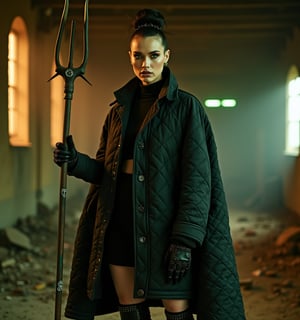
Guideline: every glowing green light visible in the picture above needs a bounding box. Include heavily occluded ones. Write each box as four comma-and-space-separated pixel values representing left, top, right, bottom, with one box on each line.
221, 99, 237, 107
205, 99, 221, 107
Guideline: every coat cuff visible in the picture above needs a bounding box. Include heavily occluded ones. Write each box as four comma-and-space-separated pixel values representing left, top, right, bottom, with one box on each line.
170, 235, 197, 249
172, 222, 206, 247
68, 152, 103, 184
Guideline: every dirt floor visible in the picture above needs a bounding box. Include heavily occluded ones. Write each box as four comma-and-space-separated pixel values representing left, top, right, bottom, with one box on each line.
0, 197, 299, 320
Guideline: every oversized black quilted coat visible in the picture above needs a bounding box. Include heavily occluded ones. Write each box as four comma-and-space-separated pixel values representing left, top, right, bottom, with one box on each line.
64, 67, 246, 320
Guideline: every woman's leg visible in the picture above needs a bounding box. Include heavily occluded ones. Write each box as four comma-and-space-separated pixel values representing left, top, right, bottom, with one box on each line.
109, 265, 142, 304
162, 300, 194, 320
109, 265, 151, 320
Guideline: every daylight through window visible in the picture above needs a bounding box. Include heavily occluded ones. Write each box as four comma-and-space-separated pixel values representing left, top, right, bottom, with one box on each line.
285, 65, 300, 156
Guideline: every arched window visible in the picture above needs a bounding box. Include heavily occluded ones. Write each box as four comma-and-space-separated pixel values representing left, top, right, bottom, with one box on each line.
8, 17, 30, 146
50, 62, 64, 146
285, 65, 300, 156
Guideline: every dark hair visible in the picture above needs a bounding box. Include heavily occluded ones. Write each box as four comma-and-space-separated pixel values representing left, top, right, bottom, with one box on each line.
130, 8, 168, 50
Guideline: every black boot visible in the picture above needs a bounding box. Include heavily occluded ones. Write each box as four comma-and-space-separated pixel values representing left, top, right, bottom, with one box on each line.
165, 308, 194, 320
119, 301, 151, 320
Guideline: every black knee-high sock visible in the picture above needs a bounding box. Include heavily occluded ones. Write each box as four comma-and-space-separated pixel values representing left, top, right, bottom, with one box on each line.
165, 308, 194, 320
119, 301, 151, 320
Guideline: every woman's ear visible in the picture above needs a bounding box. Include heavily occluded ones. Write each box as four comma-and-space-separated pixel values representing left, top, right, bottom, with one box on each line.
128, 50, 132, 64
164, 49, 170, 64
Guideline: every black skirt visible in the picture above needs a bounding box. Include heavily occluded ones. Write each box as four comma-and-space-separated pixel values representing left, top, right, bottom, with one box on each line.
104, 172, 134, 267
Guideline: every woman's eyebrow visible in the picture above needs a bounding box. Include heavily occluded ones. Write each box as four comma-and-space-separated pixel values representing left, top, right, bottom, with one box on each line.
132, 50, 160, 53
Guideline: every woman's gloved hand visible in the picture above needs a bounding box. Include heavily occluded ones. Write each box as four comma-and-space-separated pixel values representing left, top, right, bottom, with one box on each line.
53, 135, 78, 170
165, 243, 191, 284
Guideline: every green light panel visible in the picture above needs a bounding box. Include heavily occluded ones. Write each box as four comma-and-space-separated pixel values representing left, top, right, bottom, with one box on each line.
204, 99, 221, 107
204, 99, 237, 108
221, 99, 237, 107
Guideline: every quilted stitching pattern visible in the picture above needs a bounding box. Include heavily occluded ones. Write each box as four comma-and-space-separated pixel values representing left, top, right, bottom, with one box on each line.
133, 92, 245, 318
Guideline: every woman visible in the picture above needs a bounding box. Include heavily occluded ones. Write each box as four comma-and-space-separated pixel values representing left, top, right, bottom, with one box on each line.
54, 8, 245, 320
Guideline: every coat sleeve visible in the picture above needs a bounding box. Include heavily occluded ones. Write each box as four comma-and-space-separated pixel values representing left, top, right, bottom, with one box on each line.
171, 97, 212, 247
68, 114, 109, 184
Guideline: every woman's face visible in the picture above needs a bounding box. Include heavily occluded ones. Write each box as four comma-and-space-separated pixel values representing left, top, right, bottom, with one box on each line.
129, 35, 170, 86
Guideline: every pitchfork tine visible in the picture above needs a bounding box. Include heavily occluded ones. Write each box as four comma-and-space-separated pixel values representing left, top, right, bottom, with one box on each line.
79, 0, 91, 84
56, 0, 68, 70
82, 0, 89, 68
48, 0, 68, 82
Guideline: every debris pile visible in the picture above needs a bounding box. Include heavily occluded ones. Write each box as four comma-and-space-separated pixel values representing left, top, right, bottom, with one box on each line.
0, 203, 299, 319
0, 203, 78, 303
240, 223, 300, 310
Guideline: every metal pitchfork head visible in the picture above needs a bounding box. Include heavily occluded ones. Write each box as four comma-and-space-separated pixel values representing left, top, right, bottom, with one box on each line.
49, 0, 91, 100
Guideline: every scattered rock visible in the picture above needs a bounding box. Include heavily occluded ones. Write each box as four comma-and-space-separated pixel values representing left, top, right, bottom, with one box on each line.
265, 269, 278, 277
0, 228, 32, 250
276, 226, 300, 246
245, 229, 257, 237
0, 200, 78, 304
33, 282, 46, 291
240, 278, 253, 289
1, 258, 16, 269
252, 269, 263, 277
281, 279, 294, 288
290, 257, 300, 267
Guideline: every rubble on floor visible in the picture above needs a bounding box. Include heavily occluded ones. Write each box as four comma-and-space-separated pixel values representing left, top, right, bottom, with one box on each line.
236, 213, 300, 314
0, 205, 299, 319
0, 203, 77, 304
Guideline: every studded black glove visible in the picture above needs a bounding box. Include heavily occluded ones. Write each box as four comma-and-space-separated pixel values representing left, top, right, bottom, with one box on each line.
165, 243, 191, 284
53, 135, 78, 170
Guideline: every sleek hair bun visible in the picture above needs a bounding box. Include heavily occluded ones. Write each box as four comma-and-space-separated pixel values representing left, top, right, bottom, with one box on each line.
130, 8, 169, 50
133, 8, 166, 31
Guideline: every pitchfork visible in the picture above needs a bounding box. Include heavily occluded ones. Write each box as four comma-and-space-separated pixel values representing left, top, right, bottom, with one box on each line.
49, 0, 90, 319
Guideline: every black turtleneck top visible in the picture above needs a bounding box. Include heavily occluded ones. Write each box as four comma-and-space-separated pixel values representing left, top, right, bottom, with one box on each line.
122, 79, 163, 160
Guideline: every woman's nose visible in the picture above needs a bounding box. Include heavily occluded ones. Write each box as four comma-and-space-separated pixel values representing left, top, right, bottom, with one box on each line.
142, 56, 150, 67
